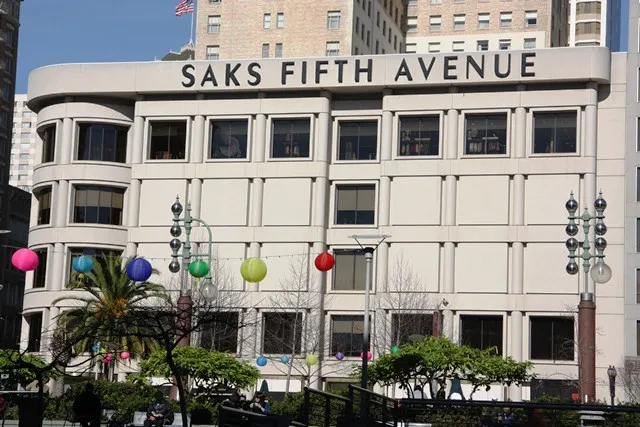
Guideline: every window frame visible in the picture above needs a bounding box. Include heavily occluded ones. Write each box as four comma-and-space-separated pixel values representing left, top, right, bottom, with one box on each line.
529, 108, 581, 157
67, 246, 123, 287
199, 311, 240, 354
477, 13, 490, 29
71, 184, 126, 227
459, 313, 505, 356
145, 118, 190, 163
38, 123, 57, 164
499, 11, 512, 28
329, 313, 366, 357
332, 182, 378, 228
34, 185, 52, 226
267, 114, 314, 161
390, 312, 434, 346
529, 315, 576, 362
460, 110, 511, 157
31, 247, 48, 289
206, 45, 220, 60
333, 117, 381, 163
207, 15, 221, 33
330, 248, 370, 292
74, 120, 129, 163
27, 312, 43, 352
394, 112, 444, 159
205, 115, 252, 162
262, 311, 304, 355
327, 11, 341, 29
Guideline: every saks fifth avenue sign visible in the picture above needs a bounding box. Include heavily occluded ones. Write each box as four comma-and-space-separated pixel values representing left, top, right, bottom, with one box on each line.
180, 52, 537, 89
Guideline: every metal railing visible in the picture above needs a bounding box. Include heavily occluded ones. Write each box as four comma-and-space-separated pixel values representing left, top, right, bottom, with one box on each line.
302, 387, 351, 427
348, 385, 398, 427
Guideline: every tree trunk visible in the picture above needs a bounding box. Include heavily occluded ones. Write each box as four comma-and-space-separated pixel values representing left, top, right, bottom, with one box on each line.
168, 353, 189, 427
284, 311, 301, 395
36, 372, 44, 427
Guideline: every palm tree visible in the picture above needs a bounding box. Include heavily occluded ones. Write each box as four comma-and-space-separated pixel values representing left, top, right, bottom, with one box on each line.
54, 255, 166, 360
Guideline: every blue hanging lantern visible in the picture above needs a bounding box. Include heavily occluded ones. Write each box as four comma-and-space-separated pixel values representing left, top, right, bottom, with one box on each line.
280, 356, 290, 364
256, 356, 268, 367
72, 256, 94, 274
91, 344, 101, 353
126, 258, 153, 282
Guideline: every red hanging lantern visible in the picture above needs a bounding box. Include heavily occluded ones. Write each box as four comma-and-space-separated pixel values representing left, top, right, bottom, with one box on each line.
315, 252, 335, 272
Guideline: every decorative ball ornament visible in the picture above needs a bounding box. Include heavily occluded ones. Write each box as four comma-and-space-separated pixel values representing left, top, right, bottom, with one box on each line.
72, 256, 94, 274
360, 351, 373, 361
335, 352, 345, 360
256, 356, 268, 367
11, 248, 39, 272
91, 344, 101, 353
120, 351, 130, 360
101, 358, 110, 364
314, 252, 335, 272
188, 260, 210, 278
305, 354, 318, 366
126, 258, 153, 282
240, 258, 267, 283
391, 346, 400, 355
280, 356, 290, 364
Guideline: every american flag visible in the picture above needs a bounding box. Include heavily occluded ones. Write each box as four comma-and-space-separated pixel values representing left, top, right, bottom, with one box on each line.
175, 0, 194, 16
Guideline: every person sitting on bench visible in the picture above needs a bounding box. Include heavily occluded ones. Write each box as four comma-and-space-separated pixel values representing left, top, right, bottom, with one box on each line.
144, 391, 174, 427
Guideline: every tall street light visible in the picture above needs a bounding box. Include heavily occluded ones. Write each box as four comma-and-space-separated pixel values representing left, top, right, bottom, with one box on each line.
565, 191, 612, 403
349, 234, 390, 423
607, 365, 617, 406
169, 196, 216, 347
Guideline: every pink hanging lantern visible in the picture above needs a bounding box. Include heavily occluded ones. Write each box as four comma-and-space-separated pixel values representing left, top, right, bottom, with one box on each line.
360, 351, 373, 361
120, 351, 130, 360
11, 248, 39, 272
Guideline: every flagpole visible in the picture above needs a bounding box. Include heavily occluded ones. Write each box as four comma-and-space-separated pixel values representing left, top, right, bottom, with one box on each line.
189, 0, 195, 45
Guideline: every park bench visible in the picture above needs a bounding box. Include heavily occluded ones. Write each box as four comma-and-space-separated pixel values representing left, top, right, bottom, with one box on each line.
130, 411, 191, 427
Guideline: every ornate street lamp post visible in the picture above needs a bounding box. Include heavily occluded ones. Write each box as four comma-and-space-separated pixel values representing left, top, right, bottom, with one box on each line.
169, 196, 216, 347
607, 365, 617, 406
565, 191, 612, 403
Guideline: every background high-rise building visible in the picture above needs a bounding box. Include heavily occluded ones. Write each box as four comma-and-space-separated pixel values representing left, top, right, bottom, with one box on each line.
195, 0, 407, 59
568, 0, 617, 48
10, 94, 36, 192
404, 0, 569, 53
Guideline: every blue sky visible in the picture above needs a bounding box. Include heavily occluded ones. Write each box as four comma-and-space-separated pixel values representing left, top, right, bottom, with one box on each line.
16, 0, 194, 93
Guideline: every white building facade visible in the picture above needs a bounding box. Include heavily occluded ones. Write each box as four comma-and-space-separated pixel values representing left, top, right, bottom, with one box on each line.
22, 48, 627, 401
10, 94, 36, 192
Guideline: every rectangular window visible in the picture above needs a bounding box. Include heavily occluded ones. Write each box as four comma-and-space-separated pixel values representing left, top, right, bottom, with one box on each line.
39, 124, 56, 163
638, 321, 640, 356
465, 113, 508, 155
271, 119, 311, 158
209, 120, 248, 159
20, 132, 30, 138
478, 13, 489, 29
277, 12, 284, 28
383, 21, 386, 36
525, 11, 537, 27
429, 15, 441, 31
407, 16, 417, 32
77, 123, 128, 163
68, 248, 123, 285
356, 17, 360, 33
23, 122, 31, 128
399, 116, 440, 156
338, 121, 377, 160
148, 121, 187, 160
326, 41, 340, 56
73, 185, 125, 226
19, 143, 29, 149
533, 112, 577, 154
262, 43, 270, 58
500, 12, 512, 28
263, 13, 271, 29
391, 313, 433, 346
499, 39, 511, 50
637, 118, 640, 151
405, 43, 417, 53
207, 15, 221, 33
428, 42, 440, 53
206, 45, 220, 60
637, 218, 640, 251
636, 269, 640, 303
27, 312, 43, 352
263, 312, 303, 354
335, 184, 375, 225
200, 312, 239, 353
454, 14, 465, 30
530, 379, 578, 402
477, 40, 489, 51
19, 153, 28, 159
452, 41, 465, 52
460, 315, 503, 355
328, 11, 341, 29
530, 316, 574, 361
331, 315, 364, 357
32, 248, 47, 289
35, 186, 52, 225
275, 43, 283, 58
524, 38, 536, 49
333, 249, 366, 290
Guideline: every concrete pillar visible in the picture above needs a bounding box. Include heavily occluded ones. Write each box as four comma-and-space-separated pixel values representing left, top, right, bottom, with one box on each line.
443, 242, 455, 293
316, 92, 331, 162
446, 109, 459, 159
444, 176, 457, 226
313, 177, 328, 227
511, 243, 524, 294
127, 179, 141, 228
381, 89, 393, 161
514, 106, 526, 159
55, 180, 69, 227
125, 242, 137, 258
376, 242, 389, 292
442, 309, 454, 340
132, 116, 145, 164
192, 115, 206, 163
43, 243, 55, 290
60, 117, 73, 165
51, 242, 65, 291
190, 178, 203, 220
52, 119, 63, 164
378, 177, 391, 226
248, 243, 261, 292
254, 93, 267, 162
250, 178, 264, 227
509, 311, 524, 401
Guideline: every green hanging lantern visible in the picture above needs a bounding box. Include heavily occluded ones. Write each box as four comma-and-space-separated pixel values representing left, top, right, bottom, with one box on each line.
188, 260, 210, 278
391, 346, 400, 354
240, 258, 267, 283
